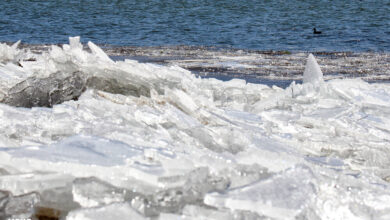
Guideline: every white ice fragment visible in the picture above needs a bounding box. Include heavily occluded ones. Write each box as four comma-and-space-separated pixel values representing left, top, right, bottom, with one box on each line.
158, 213, 187, 220
0, 41, 21, 63
7, 136, 143, 166
60, 36, 89, 63
4, 192, 40, 219
218, 164, 270, 189
50, 45, 68, 63
165, 88, 198, 115
72, 177, 127, 208
204, 166, 316, 219
87, 41, 113, 63
236, 137, 302, 172
303, 54, 323, 84
66, 202, 147, 220
181, 205, 233, 220
69, 36, 83, 50
38, 184, 80, 215
0, 172, 73, 196
11, 40, 21, 50
181, 205, 262, 220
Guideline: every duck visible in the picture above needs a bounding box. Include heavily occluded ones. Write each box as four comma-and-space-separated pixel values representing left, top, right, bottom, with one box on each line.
313, 28, 322, 34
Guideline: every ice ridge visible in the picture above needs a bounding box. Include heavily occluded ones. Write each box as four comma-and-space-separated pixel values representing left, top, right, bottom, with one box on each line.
1, 37, 390, 219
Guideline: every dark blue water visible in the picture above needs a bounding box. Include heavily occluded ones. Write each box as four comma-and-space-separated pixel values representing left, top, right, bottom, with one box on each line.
1, 0, 389, 52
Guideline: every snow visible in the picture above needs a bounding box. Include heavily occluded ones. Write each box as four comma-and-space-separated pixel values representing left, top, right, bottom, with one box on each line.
0, 37, 390, 219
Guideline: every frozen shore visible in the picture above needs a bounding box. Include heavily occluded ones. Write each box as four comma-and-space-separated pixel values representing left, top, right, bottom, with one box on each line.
1, 38, 390, 219
15, 42, 390, 85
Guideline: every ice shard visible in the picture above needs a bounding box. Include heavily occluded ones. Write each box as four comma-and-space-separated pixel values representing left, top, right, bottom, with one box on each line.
66, 202, 147, 220
204, 166, 317, 219
303, 54, 323, 84
72, 177, 127, 208
2, 71, 86, 108
3, 192, 40, 219
0, 41, 21, 63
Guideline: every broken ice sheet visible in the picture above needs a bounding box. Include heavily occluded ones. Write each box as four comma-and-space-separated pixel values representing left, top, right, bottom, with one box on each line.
0, 168, 9, 175
3, 192, 40, 219
303, 54, 324, 85
0, 172, 73, 196
217, 163, 270, 189
127, 167, 229, 217
36, 184, 80, 219
72, 177, 128, 208
0, 173, 77, 219
1, 39, 390, 219
0, 190, 9, 211
204, 166, 316, 219
0, 41, 22, 64
177, 205, 265, 220
5, 135, 143, 167
66, 202, 147, 220
235, 137, 303, 173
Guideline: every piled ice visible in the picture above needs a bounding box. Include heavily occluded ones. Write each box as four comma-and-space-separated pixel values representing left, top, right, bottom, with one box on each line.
1, 37, 390, 219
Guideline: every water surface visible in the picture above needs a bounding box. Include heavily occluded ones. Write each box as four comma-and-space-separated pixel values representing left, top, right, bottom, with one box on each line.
1, 0, 389, 51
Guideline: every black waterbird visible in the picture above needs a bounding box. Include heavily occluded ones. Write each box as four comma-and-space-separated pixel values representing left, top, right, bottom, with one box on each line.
313, 28, 322, 34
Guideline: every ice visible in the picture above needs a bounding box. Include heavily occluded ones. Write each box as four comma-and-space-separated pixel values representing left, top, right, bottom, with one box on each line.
181, 205, 264, 220
88, 41, 114, 63
234, 137, 303, 173
72, 177, 128, 208
0, 37, 390, 218
66, 202, 147, 220
0, 172, 73, 196
303, 54, 323, 85
311, 167, 390, 220
159, 205, 265, 220
205, 166, 316, 219
2, 192, 40, 219
0, 168, 9, 176
217, 163, 270, 189
127, 167, 229, 216
0, 190, 9, 210
0, 41, 21, 63
6, 135, 144, 167
35, 184, 80, 219
3, 71, 86, 107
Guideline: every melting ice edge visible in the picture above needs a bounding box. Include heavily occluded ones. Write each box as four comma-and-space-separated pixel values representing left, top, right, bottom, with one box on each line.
1, 37, 390, 219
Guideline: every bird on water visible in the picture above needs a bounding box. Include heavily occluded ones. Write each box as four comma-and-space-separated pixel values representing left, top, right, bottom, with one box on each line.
313, 28, 322, 34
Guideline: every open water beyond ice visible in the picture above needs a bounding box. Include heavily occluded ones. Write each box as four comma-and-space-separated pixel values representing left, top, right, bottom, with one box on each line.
1, 38, 390, 219
1, 0, 390, 52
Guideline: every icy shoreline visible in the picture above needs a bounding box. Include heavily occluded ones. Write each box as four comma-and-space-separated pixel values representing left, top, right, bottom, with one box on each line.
8, 42, 390, 85
1, 38, 390, 219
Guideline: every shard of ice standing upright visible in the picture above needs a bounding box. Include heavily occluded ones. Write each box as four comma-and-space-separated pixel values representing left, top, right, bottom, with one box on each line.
303, 54, 323, 84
